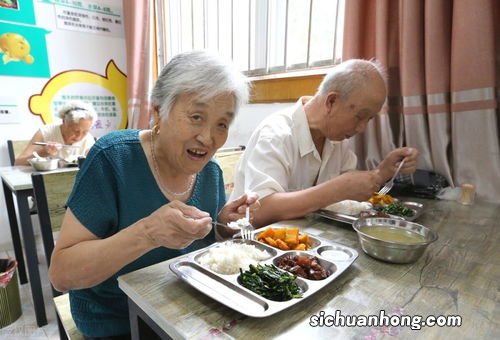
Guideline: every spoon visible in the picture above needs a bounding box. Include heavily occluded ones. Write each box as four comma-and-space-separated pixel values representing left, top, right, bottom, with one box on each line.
32, 151, 45, 160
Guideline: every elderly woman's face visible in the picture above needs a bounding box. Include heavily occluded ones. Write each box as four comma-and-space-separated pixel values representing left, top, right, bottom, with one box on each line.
159, 92, 235, 174
61, 118, 93, 144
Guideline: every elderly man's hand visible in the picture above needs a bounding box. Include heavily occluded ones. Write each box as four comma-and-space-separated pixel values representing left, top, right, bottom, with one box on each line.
218, 192, 260, 225
334, 170, 383, 202
378, 147, 419, 182
143, 201, 213, 249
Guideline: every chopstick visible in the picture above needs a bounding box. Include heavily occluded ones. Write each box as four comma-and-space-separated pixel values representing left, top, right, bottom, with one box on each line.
33, 142, 79, 148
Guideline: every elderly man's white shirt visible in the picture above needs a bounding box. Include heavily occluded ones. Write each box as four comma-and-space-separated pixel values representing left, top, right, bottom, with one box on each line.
230, 98, 357, 200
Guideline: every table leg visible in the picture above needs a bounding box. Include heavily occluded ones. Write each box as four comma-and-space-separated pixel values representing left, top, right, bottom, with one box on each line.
128, 298, 168, 340
2, 179, 28, 283
16, 189, 48, 327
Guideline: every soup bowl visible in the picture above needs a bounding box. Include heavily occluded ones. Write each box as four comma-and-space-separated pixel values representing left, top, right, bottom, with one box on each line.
28, 157, 59, 171
352, 218, 438, 264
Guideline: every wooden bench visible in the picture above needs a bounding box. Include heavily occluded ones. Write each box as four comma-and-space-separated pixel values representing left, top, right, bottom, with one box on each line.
54, 294, 84, 340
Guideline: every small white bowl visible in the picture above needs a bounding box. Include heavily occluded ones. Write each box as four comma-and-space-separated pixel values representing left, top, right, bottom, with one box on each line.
28, 158, 59, 171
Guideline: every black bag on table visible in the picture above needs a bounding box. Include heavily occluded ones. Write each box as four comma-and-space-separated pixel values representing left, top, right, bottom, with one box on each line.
389, 169, 449, 199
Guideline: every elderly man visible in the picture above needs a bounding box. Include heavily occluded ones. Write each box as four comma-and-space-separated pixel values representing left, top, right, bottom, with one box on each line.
231, 59, 419, 227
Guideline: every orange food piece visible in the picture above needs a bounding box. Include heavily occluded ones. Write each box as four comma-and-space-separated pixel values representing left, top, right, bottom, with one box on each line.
258, 227, 274, 240
368, 193, 395, 205
264, 237, 278, 247
294, 243, 307, 250
284, 228, 299, 246
298, 233, 309, 245
273, 228, 286, 240
257, 226, 312, 250
275, 239, 290, 250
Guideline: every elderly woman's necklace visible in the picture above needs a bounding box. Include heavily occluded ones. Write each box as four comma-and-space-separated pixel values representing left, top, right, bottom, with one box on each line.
150, 130, 196, 198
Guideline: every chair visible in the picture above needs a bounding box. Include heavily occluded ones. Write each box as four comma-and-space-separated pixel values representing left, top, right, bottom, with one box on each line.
8, 140, 38, 215
54, 294, 84, 340
7, 139, 30, 166
31, 170, 82, 340
214, 146, 245, 199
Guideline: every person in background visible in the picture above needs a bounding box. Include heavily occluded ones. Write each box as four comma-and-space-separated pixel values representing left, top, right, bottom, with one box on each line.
230, 59, 419, 228
49, 50, 257, 340
15, 100, 97, 165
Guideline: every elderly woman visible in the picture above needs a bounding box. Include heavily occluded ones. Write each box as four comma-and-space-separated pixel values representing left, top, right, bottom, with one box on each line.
15, 100, 97, 165
49, 50, 256, 339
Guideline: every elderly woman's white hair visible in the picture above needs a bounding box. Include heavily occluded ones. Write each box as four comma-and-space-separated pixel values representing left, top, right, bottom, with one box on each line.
317, 59, 387, 100
58, 100, 97, 123
150, 50, 249, 121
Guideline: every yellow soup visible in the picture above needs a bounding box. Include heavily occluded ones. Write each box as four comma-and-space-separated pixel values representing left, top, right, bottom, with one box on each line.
361, 226, 426, 244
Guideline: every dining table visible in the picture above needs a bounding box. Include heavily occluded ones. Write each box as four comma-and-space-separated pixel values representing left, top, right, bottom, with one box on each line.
118, 197, 499, 339
0, 165, 78, 327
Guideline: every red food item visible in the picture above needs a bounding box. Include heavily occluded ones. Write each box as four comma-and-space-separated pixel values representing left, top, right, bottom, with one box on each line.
276, 255, 330, 280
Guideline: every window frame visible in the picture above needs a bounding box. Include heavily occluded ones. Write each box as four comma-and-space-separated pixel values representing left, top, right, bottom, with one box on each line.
154, 0, 343, 104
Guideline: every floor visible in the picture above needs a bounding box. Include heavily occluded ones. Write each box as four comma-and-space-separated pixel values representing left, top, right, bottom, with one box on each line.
0, 226, 59, 339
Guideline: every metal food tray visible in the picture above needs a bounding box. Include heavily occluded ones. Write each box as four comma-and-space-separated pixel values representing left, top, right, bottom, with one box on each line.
315, 201, 425, 225
170, 230, 358, 318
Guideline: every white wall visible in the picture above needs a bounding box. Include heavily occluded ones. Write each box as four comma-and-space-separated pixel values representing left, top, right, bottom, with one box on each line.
0, 102, 291, 250
224, 103, 291, 147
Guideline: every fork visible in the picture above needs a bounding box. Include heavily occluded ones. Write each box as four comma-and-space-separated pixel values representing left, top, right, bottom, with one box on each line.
377, 159, 406, 195
241, 206, 255, 240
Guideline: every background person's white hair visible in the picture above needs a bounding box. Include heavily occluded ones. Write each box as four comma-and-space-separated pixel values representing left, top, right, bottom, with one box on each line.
150, 50, 249, 123
317, 59, 387, 99
58, 100, 97, 123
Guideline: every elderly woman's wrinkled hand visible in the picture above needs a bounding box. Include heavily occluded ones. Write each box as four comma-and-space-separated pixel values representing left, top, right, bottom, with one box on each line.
217, 192, 260, 225
143, 200, 213, 249
45, 142, 62, 156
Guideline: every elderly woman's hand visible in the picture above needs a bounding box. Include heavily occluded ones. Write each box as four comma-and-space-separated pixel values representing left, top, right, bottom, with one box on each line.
143, 200, 213, 249
218, 192, 260, 225
44, 142, 62, 156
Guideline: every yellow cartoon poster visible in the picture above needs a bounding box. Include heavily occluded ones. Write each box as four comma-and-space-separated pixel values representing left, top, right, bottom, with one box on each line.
0, 0, 127, 136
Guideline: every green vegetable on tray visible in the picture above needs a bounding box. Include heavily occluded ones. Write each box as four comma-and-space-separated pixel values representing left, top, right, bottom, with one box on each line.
380, 203, 415, 217
239, 264, 303, 301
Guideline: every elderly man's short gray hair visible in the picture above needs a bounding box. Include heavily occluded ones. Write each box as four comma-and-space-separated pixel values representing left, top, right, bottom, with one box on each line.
318, 59, 387, 99
151, 50, 249, 121
58, 100, 97, 123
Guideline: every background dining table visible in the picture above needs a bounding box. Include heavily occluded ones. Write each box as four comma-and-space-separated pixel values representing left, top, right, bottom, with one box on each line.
118, 198, 499, 339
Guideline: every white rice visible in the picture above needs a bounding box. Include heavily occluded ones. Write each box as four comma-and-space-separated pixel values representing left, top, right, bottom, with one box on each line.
227, 217, 250, 229
324, 200, 372, 215
198, 242, 271, 274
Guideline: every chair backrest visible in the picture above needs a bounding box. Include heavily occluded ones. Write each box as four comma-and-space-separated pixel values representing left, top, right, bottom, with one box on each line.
7, 140, 30, 166
32, 170, 80, 340
31, 170, 78, 272
214, 148, 245, 199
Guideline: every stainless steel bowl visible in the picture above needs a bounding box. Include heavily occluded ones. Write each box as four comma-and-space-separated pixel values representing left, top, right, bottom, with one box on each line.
352, 218, 438, 264
28, 158, 59, 171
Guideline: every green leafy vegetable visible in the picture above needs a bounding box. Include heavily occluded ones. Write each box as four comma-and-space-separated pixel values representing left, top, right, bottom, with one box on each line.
239, 264, 303, 301
381, 203, 415, 217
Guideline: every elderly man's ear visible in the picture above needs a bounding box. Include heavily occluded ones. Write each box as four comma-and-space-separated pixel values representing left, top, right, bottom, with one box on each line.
325, 92, 338, 111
